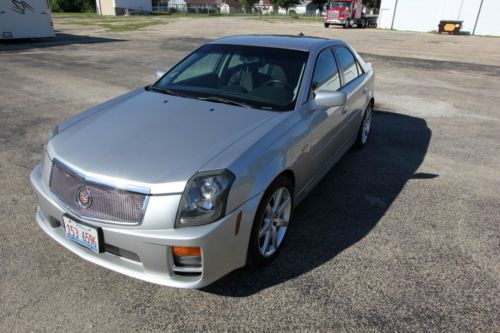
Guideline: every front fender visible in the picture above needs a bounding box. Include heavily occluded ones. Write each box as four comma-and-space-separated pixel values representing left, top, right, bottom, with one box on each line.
224, 112, 310, 214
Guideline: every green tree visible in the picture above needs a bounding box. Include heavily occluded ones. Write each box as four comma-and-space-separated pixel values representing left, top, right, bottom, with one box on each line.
270, 0, 300, 12
50, 0, 96, 13
310, 0, 328, 10
239, 0, 256, 13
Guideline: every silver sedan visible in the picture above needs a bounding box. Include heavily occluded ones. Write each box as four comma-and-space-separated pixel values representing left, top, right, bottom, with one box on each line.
31, 35, 375, 288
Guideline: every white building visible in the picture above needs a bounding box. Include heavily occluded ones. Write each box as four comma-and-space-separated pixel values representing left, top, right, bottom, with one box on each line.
256, 0, 314, 15
378, 0, 500, 36
96, 0, 152, 15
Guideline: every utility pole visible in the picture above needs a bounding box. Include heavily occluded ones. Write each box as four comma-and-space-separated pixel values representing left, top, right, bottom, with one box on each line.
472, 0, 484, 35
390, 0, 398, 30
457, 0, 464, 20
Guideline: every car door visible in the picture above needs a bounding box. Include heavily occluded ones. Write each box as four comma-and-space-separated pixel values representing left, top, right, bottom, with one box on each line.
306, 47, 347, 175
334, 46, 367, 144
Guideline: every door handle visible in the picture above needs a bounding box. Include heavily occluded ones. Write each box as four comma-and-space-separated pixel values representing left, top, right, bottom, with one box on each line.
341, 106, 348, 114
363, 87, 369, 94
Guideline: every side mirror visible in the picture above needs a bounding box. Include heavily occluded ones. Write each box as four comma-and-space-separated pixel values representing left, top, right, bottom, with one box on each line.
314, 90, 346, 108
155, 69, 166, 80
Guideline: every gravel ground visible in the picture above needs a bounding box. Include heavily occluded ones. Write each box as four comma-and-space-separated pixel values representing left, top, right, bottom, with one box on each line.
0, 16, 499, 332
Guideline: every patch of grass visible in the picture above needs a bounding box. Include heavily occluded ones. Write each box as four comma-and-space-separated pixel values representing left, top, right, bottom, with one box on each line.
101, 21, 164, 31
52, 12, 100, 18
52, 12, 325, 31
251, 15, 323, 23
55, 15, 168, 31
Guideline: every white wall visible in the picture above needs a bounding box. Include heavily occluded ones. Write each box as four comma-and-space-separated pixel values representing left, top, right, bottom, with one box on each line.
377, 0, 499, 36
0, 0, 55, 38
395, 0, 440, 32
377, 0, 396, 29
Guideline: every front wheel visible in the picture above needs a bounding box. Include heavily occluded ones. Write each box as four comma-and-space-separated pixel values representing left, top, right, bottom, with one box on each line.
247, 176, 294, 267
324, 23, 330, 28
355, 102, 373, 149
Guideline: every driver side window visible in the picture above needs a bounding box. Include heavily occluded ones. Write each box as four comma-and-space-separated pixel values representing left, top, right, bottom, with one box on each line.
311, 49, 341, 95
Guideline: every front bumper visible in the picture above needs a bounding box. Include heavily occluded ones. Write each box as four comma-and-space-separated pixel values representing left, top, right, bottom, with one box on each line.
325, 19, 345, 25
30, 163, 260, 289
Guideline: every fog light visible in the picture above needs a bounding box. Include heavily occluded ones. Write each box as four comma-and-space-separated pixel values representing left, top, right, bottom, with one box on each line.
172, 246, 201, 268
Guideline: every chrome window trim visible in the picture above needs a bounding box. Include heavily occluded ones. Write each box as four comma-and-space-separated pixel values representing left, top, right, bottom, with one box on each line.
49, 159, 150, 226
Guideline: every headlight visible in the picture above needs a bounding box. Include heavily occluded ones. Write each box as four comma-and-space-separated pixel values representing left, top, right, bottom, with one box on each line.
175, 170, 235, 228
47, 125, 59, 141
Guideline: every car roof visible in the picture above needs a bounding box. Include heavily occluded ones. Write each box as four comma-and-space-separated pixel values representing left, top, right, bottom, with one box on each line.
209, 35, 344, 51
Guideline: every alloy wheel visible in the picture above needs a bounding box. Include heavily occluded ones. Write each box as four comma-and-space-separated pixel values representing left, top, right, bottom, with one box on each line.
257, 187, 292, 257
361, 104, 372, 144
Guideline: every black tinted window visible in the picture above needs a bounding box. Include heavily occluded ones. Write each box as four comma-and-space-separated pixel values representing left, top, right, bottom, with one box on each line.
335, 47, 360, 85
311, 49, 340, 92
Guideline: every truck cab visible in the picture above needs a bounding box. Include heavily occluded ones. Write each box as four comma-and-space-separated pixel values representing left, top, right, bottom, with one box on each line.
324, 0, 366, 29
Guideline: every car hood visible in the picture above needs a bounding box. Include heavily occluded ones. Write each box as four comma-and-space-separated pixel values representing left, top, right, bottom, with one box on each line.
48, 89, 277, 194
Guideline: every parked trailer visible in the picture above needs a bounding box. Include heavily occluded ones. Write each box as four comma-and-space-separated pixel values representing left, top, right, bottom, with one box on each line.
324, 0, 377, 28
0, 0, 55, 39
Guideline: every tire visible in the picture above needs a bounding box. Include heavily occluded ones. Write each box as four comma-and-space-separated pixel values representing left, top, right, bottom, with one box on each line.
324, 23, 330, 28
355, 102, 373, 149
247, 176, 294, 267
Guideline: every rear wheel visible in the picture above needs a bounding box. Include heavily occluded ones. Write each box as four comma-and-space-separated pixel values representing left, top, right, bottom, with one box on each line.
355, 102, 373, 149
324, 23, 330, 28
247, 176, 294, 267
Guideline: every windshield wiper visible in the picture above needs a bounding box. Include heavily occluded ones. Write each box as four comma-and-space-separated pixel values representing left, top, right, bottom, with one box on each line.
196, 96, 253, 109
148, 86, 191, 98
148, 88, 256, 109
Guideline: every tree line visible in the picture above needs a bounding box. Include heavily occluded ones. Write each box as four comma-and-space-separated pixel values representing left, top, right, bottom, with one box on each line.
49, 0, 96, 12
49, 0, 379, 13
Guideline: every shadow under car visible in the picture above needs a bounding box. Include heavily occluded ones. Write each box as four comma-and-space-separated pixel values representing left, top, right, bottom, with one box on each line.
203, 109, 433, 297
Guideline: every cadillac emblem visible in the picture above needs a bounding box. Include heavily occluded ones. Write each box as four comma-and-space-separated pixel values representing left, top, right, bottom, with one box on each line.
76, 187, 92, 208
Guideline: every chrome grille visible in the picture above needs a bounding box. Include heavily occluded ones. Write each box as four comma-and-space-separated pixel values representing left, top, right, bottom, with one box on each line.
49, 162, 148, 224
328, 11, 339, 19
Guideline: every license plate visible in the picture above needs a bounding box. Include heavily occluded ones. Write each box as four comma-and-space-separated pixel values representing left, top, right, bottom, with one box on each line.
63, 216, 101, 253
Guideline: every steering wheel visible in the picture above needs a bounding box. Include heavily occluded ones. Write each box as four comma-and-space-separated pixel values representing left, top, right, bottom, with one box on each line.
262, 79, 293, 91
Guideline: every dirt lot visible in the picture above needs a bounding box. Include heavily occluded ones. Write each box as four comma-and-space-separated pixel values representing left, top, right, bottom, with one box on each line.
1, 16, 499, 331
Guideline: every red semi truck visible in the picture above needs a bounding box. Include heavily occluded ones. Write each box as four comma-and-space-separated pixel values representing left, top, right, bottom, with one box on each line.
324, 0, 377, 29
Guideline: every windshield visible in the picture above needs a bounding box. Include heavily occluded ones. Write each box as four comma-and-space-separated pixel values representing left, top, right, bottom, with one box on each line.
153, 44, 309, 111
331, 1, 352, 8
